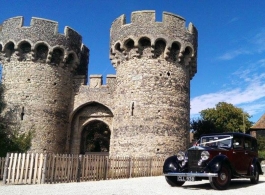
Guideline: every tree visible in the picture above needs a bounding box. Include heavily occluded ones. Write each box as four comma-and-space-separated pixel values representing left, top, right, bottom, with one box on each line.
0, 84, 33, 157
257, 135, 265, 151
83, 120, 110, 153
190, 119, 216, 139
191, 102, 253, 139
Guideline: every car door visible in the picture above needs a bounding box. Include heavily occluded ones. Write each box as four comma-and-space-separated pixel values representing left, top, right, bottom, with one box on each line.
231, 135, 249, 174
244, 136, 256, 174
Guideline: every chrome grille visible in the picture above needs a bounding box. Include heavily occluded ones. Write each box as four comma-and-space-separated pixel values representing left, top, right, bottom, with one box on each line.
188, 150, 204, 172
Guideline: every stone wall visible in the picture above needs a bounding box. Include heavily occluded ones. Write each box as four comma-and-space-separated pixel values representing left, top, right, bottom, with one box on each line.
2, 60, 73, 153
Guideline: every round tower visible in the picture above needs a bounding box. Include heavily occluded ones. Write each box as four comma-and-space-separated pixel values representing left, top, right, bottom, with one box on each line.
0, 16, 88, 153
109, 11, 198, 157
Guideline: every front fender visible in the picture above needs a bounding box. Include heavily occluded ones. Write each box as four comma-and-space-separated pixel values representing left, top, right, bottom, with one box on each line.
205, 154, 230, 173
163, 155, 187, 173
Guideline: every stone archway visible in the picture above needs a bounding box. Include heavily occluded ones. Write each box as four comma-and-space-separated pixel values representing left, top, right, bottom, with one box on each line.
80, 120, 111, 154
68, 102, 113, 154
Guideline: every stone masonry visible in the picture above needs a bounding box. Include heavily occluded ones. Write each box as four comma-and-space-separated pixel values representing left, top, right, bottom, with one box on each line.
0, 11, 197, 157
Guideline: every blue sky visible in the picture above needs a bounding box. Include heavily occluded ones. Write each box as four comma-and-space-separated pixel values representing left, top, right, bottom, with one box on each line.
1, 0, 265, 123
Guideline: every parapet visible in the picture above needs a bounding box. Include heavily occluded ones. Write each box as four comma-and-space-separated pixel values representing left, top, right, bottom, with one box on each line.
0, 16, 82, 49
89, 75, 103, 88
110, 11, 198, 78
88, 74, 116, 89
0, 16, 88, 76
106, 74, 116, 85
110, 11, 197, 45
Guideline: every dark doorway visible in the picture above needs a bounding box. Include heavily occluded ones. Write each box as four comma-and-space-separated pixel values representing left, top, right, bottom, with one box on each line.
80, 120, 111, 154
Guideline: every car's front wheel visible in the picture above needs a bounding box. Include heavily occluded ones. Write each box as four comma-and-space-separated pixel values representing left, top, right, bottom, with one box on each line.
209, 164, 231, 190
250, 164, 259, 184
165, 176, 185, 187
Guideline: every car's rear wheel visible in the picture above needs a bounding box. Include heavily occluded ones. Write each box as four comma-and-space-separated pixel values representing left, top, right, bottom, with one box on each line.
250, 164, 259, 184
209, 164, 231, 190
165, 176, 185, 187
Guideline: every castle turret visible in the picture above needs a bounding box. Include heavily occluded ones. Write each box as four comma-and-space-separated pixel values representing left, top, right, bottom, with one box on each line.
109, 11, 198, 157
0, 16, 89, 153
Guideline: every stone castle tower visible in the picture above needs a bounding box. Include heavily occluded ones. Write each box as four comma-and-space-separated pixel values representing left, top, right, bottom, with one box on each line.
0, 11, 197, 157
109, 11, 197, 156
0, 17, 88, 153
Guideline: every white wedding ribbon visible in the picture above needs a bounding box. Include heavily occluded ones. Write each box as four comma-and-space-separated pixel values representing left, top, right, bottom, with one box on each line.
199, 136, 233, 146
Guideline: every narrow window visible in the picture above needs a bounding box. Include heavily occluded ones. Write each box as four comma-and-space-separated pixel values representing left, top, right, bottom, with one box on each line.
21, 106, 24, 120
131, 102, 135, 116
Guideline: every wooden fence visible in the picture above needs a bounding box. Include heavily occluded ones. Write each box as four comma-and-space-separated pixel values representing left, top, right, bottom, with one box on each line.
1, 153, 166, 185
0, 157, 5, 180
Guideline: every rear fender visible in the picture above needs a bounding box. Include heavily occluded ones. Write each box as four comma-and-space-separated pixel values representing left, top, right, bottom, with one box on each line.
249, 157, 263, 175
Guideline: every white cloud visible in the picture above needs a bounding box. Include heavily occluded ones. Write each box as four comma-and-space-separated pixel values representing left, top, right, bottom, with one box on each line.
218, 49, 251, 60
191, 88, 242, 115
226, 17, 239, 25
240, 102, 265, 116
251, 29, 265, 52
191, 63, 265, 120
217, 28, 265, 60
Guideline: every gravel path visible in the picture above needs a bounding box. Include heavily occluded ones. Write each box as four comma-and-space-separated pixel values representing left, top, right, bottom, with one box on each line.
1, 176, 265, 195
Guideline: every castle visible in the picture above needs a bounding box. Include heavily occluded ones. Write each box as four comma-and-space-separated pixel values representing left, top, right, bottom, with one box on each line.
0, 11, 198, 157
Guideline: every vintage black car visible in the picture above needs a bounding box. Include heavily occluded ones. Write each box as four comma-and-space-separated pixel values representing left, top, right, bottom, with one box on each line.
163, 132, 263, 190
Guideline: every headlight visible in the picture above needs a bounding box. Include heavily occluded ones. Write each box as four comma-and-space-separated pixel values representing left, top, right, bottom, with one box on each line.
201, 151, 210, 160
177, 151, 185, 161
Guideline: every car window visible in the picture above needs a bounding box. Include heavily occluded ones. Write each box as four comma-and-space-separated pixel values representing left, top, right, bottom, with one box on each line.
233, 136, 244, 149
200, 135, 232, 148
244, 137, 252, 150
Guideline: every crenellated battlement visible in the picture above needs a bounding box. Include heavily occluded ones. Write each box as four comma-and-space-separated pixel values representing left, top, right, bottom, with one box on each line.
111, 11, 197, 39
88, 74, 116, 88
110, 11, 198, 78
0, 16, 88, 75
0, 16, 82, 47
111, 11, 191, 32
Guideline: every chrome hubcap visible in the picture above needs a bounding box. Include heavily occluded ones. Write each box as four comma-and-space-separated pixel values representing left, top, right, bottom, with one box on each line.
220, 173, 227, 180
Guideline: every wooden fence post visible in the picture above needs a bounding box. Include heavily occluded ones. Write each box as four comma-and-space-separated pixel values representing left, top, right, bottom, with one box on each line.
2, 153, 10, 184
149, 158, 152, 176
77, 155, 82, 182
104, 156, 109, 180
129, 157, 132, 178
41, 153, 47, 184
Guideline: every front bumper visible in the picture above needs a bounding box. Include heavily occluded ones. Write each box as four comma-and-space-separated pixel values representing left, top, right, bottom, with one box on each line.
164, 172, 218, 178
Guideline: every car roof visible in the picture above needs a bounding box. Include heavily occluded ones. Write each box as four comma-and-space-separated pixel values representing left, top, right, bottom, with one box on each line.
200, 132, 256, 140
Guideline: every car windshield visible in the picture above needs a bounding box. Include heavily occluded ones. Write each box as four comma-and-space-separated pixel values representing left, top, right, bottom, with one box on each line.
200, 135, 232, 148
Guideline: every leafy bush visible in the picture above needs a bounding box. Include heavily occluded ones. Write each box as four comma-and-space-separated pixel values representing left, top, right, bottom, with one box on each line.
0, 127, 34, 157
259, 150, 265, 163
257, 135, 265, 151
0, 83, 34, 157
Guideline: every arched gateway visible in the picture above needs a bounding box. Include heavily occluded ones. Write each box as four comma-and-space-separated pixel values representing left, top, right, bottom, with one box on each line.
68, 102, 113, 154
80, 120, 111, 154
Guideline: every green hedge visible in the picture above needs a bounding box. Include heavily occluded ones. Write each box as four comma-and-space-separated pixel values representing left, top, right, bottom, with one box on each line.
259, 150, 265, 163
